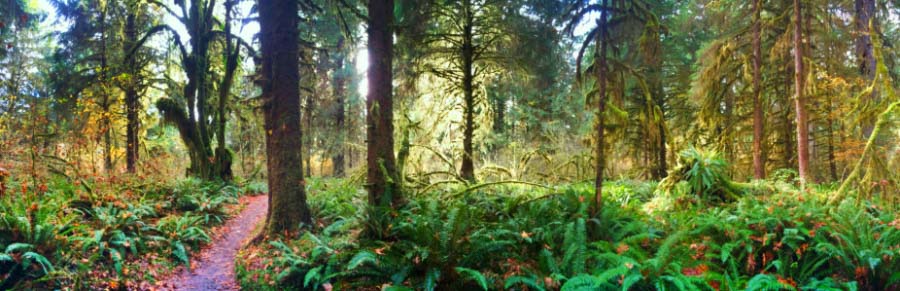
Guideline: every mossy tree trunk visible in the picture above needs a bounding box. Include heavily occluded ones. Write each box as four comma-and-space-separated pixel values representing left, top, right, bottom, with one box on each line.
124, 10, 140, 174
459, 0, 477, 183
593, 0, 609, 214
258, 0, 312, 235
214, 0, 239, 182
144, 0, 236, 181
332, 36, 346, 177
752, 0, 766, 180
855, 0, 878, 137
366, 0, 403, 217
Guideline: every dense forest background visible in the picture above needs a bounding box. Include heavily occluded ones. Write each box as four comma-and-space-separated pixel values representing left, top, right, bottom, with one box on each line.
2, 0, 898, 191
1, 0, 899, 290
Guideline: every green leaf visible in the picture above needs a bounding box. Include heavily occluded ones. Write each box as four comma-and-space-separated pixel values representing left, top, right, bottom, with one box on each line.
867, 257, 881, 270
424, 268, 440, 291
94, 229, 105, 254
455, 267, 488, 290
621, 273, 642, 291
173, 241, 190, 267
22, 252, 53, 273
109, 248, 123, 275
347, 251, 377, 270
505, 276, 546, 291
562, 274, 601, 291
304, 266, 322, 288
4, 243, 34, 253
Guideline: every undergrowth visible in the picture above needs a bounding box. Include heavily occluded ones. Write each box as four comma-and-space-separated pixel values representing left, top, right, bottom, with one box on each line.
0, 175, 258, 289
237, 175, 900, 291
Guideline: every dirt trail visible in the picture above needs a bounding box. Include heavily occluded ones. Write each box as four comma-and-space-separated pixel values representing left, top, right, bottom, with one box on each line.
163, 194, 268, 290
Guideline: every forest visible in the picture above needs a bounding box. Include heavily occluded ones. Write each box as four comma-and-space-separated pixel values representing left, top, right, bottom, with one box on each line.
0, 0, 899, 290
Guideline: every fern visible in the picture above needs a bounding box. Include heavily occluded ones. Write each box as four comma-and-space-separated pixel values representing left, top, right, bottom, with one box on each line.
801, 277, 857, 291
504, 275, 546, 291
561, 274, 601, 291
455, 267, 489, 290
154, 214, 211, 267
746, 274, 794, 291
561, 218, 587, 275
0, 243, 54, 289
423, 268, 440, 291
347, 250, 378, 270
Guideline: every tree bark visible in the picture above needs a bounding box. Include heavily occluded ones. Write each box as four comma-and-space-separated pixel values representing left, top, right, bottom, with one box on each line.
304, 74, 314, 178
155, 0, 218, 180
99, 3, 113, 173
367, 0, 402, 209
491, 91, 506, 134
793, 0, 810, 184
645, 33, 667, 180
855, 0, 878, 137
752, 0, 766, 179
459, 0, 477, 183
332, 36, 346, 177
782, 69, 794, 169
259, 0, 312, 235
594, 0, 609, 213
215, 0, 238, 182
825, 10, 840, 182
125, 11, 140, 174
827, 102, 839, 182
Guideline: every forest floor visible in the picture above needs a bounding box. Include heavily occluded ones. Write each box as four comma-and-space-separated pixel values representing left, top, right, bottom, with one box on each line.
162, 194, 268, 290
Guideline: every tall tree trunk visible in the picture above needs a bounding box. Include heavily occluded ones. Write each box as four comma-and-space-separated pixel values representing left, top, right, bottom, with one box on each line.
594, 0, 609, 214
782, 70, 794, 169
724, 87, 734, 173
825, 10, 839, 182
650, 72, 666, 179
304, 83, 314, 177
793, 0, 810, 184
855, 0, 877, 137
367, 0, 402, 209
259, 0, 311, 235
193, 2, 211, 166
125, 12, 140, 174
332, 37, 346, 177
752, 0, 766, 179
99, 3, 113, 173
655, 119, 667, 178
145, 2, 217, 179
491, 91, 506, 134
827, 100, 839, 181
182, 0, 215, 179
348, 87, 356, 171
646, 41, 666, 179
215, 0, 238, 182
459, 0, 476, 182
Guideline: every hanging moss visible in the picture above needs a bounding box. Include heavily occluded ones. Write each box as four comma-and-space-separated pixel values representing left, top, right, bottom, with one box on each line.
156, 98, 213, 179
832, 21, 900, 203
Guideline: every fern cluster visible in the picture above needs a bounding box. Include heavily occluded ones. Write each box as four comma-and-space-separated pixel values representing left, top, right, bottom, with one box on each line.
0, 175, 255, 289
240, 176, 900, 291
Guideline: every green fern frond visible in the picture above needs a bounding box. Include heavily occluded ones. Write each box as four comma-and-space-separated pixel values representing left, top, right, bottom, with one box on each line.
455, 267, 489, 290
